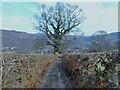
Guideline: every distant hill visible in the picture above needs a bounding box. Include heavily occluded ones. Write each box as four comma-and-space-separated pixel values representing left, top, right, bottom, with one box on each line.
1, 29, 120, 53
67, 32, 120, 51
2, 30, 47, 53
108, 32, 120, 43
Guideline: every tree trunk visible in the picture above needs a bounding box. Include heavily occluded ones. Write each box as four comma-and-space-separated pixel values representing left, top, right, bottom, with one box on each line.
53, 31, 63, 54
53, 37, 63, 54
54, 43, 62, 54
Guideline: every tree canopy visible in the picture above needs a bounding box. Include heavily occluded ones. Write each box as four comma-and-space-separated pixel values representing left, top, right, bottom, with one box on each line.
33, 2, 86, 54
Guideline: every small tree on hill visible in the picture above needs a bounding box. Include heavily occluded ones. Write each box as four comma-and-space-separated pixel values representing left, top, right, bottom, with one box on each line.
90, 30, 110, 52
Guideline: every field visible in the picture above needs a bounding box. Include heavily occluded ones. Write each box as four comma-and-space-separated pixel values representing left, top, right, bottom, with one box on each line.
1, 51, 120, 88
2, 53, 56, 88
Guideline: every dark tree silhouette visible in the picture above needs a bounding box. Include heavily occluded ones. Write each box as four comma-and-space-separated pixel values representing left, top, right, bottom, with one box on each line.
90, 30, 110, 52
33, 2, 86, 54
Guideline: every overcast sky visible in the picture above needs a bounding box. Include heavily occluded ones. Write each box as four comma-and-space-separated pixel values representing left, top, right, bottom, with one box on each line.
0, 0, 119, 35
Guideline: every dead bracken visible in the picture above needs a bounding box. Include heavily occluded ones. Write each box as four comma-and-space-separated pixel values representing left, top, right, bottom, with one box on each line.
61, 51, 120, 88
2, 53, 56, 88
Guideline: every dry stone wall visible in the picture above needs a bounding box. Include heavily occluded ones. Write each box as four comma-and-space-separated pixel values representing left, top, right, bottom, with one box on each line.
62, 51, 120, 88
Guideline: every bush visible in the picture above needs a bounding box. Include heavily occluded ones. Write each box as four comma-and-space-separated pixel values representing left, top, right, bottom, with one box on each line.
62, 51, 120, 88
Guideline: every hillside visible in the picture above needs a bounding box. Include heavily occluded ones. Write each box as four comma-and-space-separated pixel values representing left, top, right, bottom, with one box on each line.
1, 29, 120, 53
2, 30, 47, 53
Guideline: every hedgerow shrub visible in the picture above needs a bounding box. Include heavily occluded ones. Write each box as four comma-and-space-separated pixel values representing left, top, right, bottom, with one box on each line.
62, 51, 120, 88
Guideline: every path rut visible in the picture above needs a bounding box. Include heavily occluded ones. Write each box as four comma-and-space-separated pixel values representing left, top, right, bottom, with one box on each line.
40, 60, 72, 88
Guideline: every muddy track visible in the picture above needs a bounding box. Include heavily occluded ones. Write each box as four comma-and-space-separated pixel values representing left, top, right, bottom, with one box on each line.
39, 59, 72, 88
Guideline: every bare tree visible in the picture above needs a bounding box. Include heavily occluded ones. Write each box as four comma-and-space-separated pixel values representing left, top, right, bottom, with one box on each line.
90, 30, 110, 52
33, 2, 86, 54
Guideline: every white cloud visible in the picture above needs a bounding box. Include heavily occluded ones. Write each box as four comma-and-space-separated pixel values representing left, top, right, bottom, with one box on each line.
1, 15, 37, 33
0, 2, 118, 35
76, 2, 118, 35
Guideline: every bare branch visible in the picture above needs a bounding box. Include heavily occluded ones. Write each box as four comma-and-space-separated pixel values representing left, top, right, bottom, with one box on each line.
33, 2, 86, 53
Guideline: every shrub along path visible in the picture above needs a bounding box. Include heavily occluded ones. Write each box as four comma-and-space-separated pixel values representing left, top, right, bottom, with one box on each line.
39, 59, 72, 88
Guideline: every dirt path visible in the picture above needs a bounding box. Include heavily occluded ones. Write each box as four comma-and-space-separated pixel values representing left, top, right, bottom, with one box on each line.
39, 59, 72, 88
